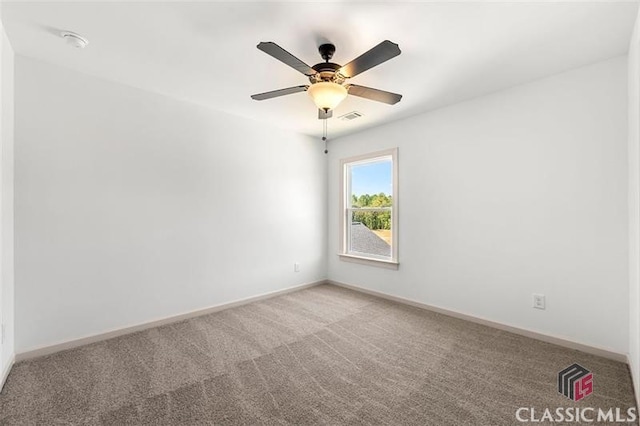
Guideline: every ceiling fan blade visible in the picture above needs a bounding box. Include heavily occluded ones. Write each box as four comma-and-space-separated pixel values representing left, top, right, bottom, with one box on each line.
339, 40, 401, 78
318, 109, 333, 120
347, 85, 402, 105
251, 85, 309, 101
257, 42, 317, 76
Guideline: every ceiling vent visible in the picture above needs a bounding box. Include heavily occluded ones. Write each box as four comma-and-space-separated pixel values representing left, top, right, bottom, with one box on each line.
339, 111, 364, 121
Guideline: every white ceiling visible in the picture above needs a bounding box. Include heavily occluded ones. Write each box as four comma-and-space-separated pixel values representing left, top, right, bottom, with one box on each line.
2, 1, 638, 139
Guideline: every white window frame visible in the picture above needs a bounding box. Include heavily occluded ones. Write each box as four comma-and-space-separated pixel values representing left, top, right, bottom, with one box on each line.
339, 148, 398, 269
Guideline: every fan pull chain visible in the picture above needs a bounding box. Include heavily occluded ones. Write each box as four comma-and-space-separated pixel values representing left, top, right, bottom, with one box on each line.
322, 118, 328, 154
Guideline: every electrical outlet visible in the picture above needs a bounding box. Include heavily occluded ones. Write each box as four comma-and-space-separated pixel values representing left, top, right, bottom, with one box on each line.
294, 263, 300, 273
533, 294, 546, 310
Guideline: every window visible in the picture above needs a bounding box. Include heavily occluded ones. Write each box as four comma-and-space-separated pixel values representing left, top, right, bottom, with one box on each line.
340, 148, 398, 268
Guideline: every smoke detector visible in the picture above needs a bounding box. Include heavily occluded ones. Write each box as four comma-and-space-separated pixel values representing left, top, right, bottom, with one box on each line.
61, 31, 88, 49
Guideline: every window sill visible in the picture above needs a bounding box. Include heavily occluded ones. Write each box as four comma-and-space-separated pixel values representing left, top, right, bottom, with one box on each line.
338, 253, 399, 270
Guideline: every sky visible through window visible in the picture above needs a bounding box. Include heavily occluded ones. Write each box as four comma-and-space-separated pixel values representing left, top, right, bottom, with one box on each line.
351, 160, 392, 196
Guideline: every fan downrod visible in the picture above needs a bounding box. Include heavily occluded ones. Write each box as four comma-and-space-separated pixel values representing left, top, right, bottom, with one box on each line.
318, 43, 336, 62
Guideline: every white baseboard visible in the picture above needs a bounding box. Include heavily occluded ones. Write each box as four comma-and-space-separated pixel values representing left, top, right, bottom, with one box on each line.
14, 278, 627, 365
15, 280, 325, 362
328, 279, 628, 363
1, 354, 15, 393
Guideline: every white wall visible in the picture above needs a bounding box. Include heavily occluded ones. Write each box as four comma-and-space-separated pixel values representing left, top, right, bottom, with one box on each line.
14, 56, 327, 352
8, 41, 632, 364
0, 17, 15, 385
628, 8, 640, 406
328, 56, 629, 354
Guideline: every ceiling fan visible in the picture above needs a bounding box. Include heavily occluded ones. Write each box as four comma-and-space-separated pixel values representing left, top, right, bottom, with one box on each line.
251, 40, 402, 119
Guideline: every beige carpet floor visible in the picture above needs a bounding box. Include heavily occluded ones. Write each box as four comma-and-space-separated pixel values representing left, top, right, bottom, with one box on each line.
0, 284, 637, 425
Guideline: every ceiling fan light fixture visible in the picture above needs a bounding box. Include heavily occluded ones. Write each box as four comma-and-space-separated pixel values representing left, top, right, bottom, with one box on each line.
308, 82, 347, 111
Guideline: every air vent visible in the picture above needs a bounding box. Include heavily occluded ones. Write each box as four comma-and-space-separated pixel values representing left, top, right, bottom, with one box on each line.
339, 111, 364, 121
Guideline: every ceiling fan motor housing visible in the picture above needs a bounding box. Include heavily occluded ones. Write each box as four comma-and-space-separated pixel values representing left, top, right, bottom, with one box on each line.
309, 43, 346, 84
310, 62, 345, 84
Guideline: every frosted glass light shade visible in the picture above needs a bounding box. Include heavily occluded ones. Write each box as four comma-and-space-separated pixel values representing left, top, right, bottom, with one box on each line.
308, 82, 348, 111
